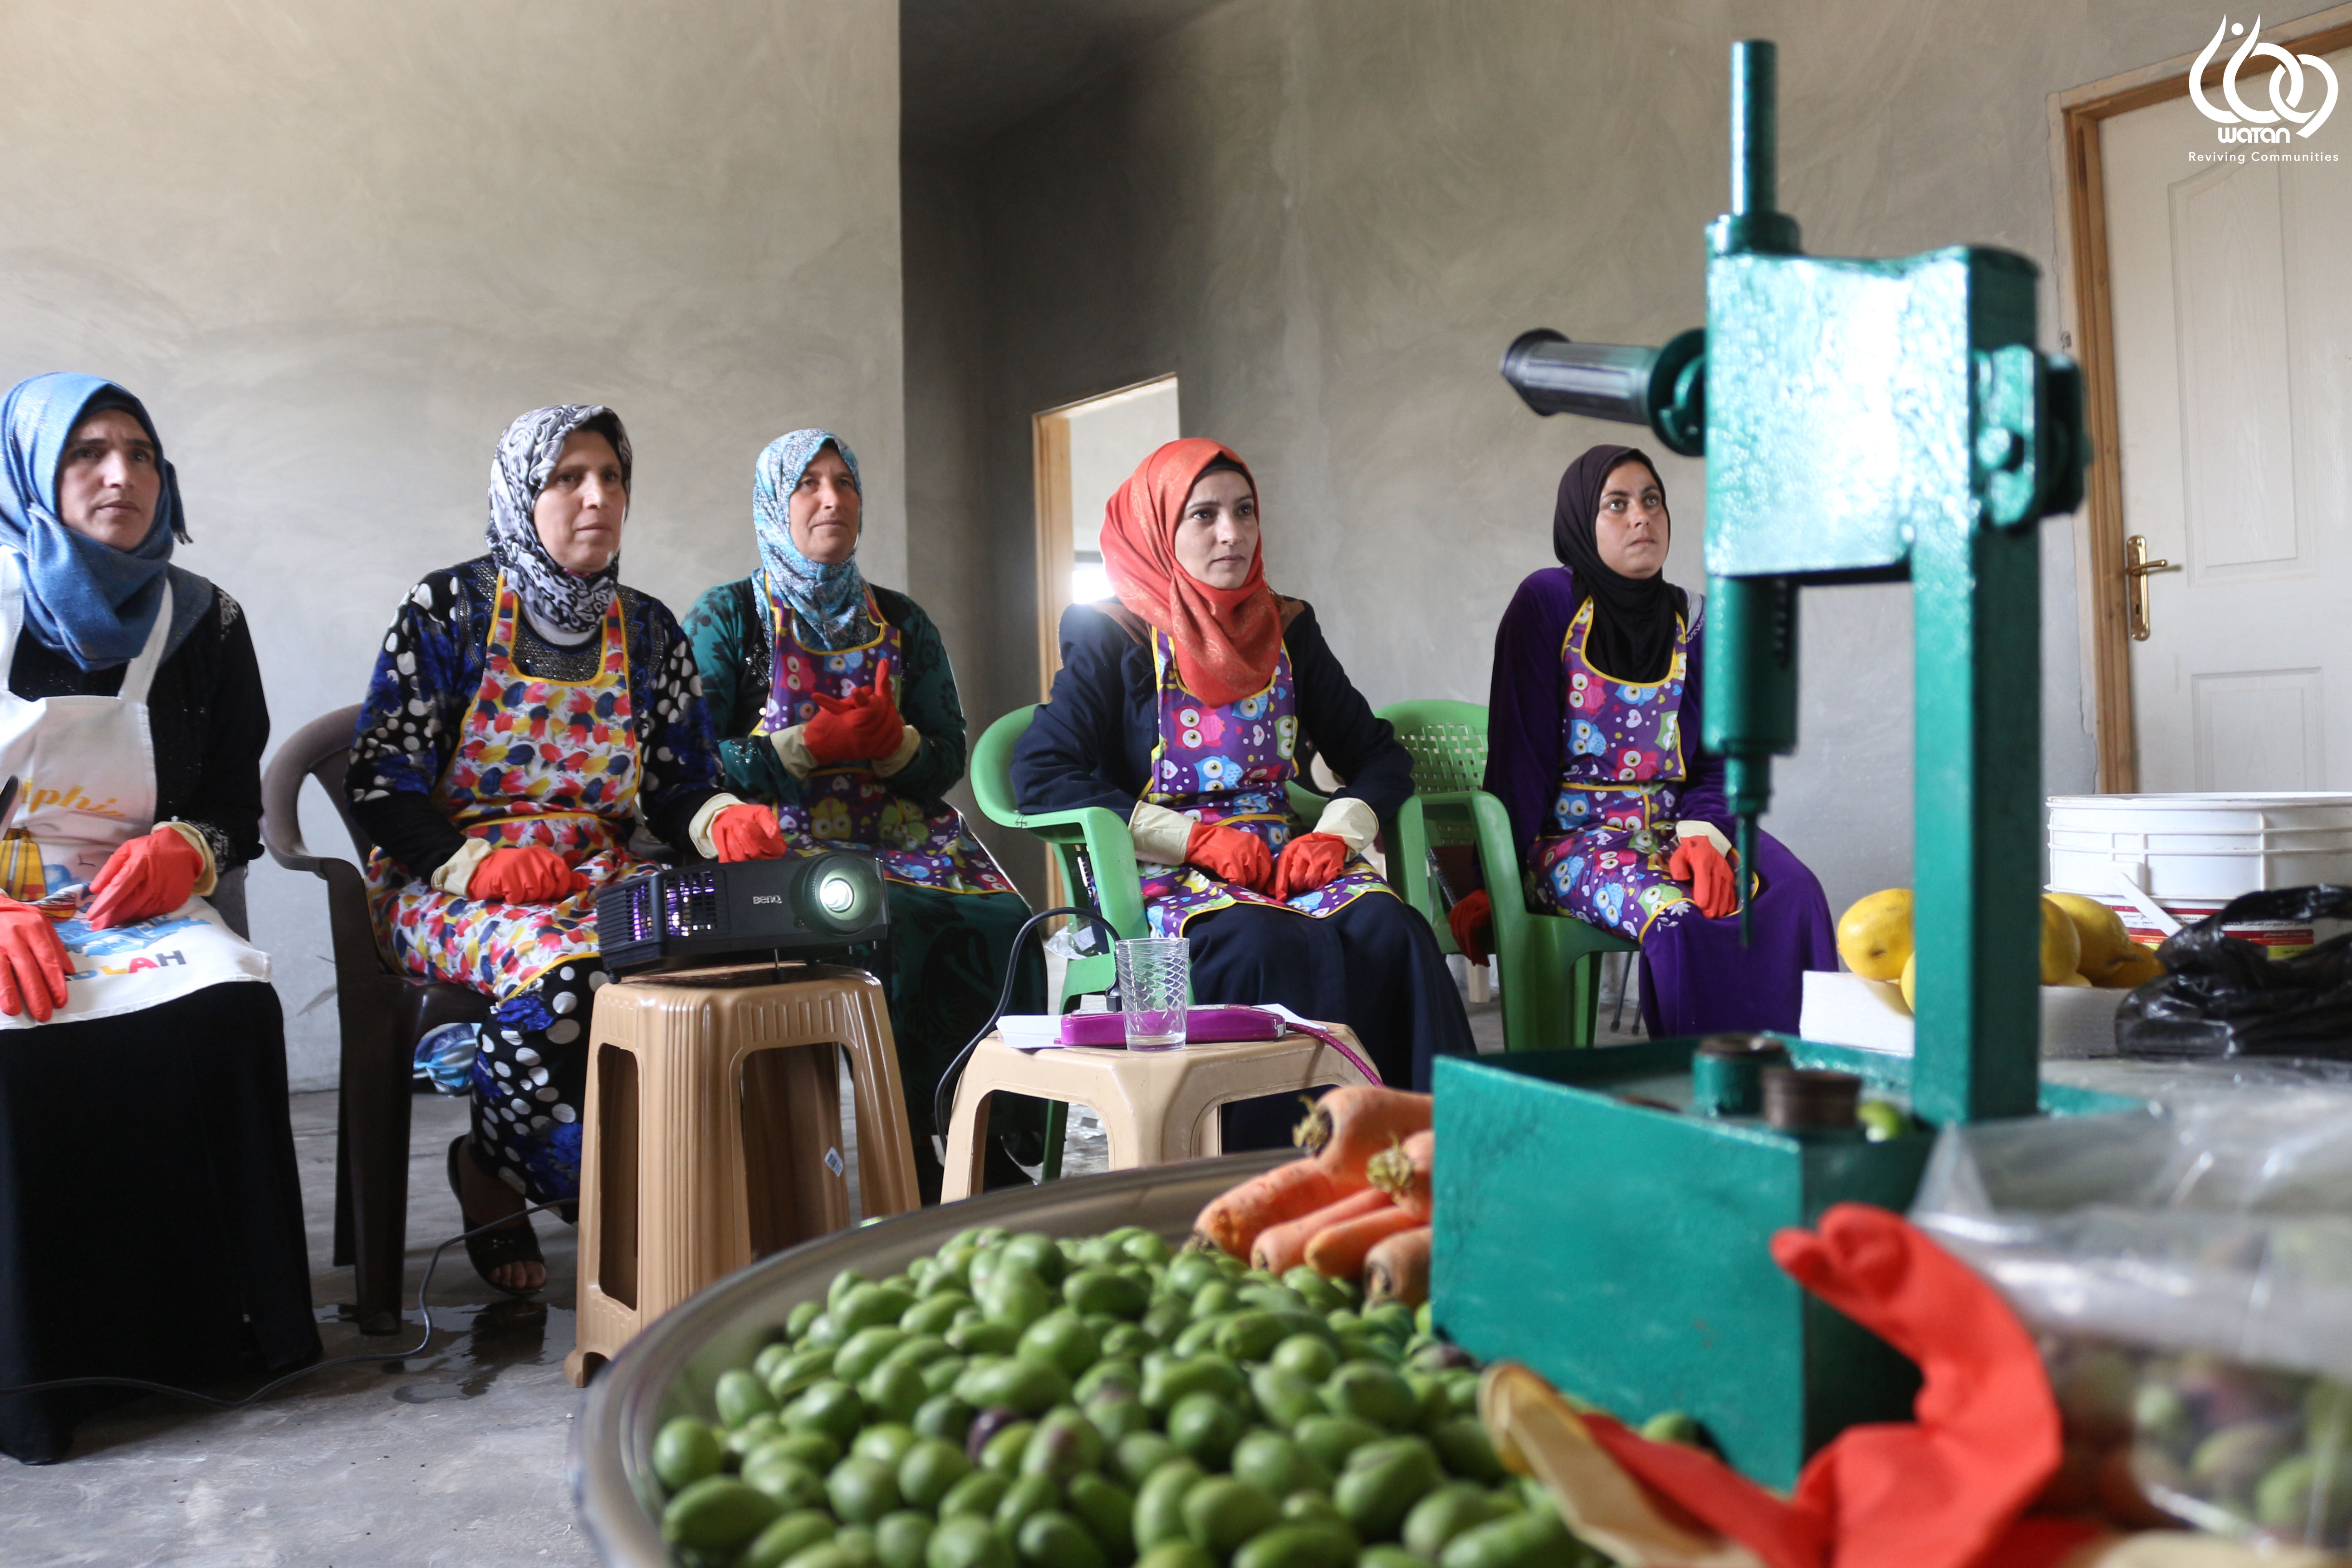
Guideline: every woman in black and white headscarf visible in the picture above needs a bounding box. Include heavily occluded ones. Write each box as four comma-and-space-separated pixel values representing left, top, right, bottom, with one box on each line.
347, 404, 787, 1295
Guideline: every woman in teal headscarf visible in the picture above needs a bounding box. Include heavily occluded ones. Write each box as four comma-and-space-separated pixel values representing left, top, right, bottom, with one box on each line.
686, 429, 1043, 1200
0, 372, 316, 1463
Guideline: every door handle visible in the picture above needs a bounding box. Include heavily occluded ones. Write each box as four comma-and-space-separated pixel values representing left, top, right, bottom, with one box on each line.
2124, 534, 2179, 641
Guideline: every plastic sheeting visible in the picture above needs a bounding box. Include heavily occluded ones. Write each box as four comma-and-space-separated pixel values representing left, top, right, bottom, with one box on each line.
1911, 1066, 2352, 1382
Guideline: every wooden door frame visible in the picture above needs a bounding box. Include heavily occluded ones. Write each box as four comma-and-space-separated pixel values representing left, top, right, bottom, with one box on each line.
2047, 4, 2352, 791
1030, 373, 1181, 698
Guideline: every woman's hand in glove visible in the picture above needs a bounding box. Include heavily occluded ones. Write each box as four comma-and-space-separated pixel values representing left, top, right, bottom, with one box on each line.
1184, 821, 1272, 892
711, 803, 789, 862
804, 657, 904, 766
0, 898, 70, 1021
1667, 835, 1739, 919
1272, 833, 1348, 901
469, 845, 589, 904
86, 826, 206, 929
1447, 888, 1494, 965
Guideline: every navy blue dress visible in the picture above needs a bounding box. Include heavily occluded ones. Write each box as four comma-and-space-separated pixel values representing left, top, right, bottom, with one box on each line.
1012, 602, 1473, 1109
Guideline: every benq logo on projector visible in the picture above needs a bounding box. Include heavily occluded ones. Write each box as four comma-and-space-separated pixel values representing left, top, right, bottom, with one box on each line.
752, 895, 783, 906
2191, 15, 2338, 142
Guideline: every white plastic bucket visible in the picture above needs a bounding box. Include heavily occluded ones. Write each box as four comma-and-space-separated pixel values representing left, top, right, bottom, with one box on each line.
2047, 792, 2352, 959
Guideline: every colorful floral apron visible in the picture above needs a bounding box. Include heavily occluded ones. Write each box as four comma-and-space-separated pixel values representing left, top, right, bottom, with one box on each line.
756, 590, 1013, 897
1525, 599, 1700, 941
1138, 631, 1390, 936
367, 574, 657, 999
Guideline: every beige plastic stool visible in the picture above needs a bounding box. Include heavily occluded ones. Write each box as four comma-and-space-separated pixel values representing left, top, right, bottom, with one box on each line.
567, 962, 920, 1385
939, 1024, 1374, 1201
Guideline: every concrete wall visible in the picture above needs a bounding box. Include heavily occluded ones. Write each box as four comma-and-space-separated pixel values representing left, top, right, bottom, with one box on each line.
909, 0, 2256, 921
0, 0, 905, 1085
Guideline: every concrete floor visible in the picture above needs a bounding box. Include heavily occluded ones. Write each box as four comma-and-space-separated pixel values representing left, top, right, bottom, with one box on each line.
4, 973, 1544, 1568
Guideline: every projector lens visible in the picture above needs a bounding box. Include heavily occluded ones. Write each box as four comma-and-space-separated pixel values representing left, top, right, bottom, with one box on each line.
818, 872, 856, 915
801, 853, 878, 931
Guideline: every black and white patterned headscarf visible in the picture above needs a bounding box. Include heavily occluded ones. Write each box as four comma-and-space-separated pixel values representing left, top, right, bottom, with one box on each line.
485, 404, 632, 637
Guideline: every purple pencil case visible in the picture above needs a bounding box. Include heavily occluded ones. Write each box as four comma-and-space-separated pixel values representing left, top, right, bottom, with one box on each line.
1057, 1006, 1285, 1046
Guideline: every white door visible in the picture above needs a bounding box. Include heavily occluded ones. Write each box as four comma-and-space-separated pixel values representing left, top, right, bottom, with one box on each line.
2102, 50, 2352, 792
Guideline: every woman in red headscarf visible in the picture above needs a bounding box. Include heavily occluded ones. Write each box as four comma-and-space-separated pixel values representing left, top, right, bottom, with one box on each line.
1012, 440, 1473, 1112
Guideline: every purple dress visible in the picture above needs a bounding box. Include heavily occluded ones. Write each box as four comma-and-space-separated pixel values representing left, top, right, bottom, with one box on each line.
1485, 567, 1836, 1038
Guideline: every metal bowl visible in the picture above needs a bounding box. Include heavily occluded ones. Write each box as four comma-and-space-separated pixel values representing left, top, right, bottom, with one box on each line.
571, 1152, 1289, 1566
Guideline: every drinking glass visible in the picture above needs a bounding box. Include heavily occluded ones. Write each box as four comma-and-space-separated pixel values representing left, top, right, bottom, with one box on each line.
1115, 936, 1190, 1050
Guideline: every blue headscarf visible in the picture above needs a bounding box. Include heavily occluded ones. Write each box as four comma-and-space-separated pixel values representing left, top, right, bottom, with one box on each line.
0, 373, 211, 671
755, 429, 872, 652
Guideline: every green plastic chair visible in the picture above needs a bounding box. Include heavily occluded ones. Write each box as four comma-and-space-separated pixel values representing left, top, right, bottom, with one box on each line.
968, 706, 1329, 1181
1378, 699, 1636, 1051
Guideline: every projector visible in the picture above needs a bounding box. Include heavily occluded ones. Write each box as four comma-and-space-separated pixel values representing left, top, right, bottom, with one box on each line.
595, 852, 890, 975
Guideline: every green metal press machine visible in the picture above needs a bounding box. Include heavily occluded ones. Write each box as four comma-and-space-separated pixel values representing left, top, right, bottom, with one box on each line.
1431, 39, 2123, 1488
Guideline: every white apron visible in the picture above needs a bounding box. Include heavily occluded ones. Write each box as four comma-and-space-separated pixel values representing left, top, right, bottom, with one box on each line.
0, 552, 269, 1027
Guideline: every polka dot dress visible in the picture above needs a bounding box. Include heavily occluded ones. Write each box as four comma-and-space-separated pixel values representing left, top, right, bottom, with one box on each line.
364, 574, 662, 1205
470, 961, 608, 1201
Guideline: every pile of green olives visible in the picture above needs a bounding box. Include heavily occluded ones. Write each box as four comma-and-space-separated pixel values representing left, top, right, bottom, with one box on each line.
648, 1225, 1602, 1568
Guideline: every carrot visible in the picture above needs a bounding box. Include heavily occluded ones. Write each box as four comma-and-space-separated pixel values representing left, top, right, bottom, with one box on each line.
1251, 1187, 1391, 1275
1365, 1225, 1431, 1306
1294, 1086, 1433, 1184
1366, 1129, 1434, 1221
1305, 1203, 1423, 1281
1192, 1156, 1346, 1259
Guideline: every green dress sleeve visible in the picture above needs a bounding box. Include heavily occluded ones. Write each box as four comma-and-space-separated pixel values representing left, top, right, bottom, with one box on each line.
683, 579, 804, 808
880, 593, 970, 808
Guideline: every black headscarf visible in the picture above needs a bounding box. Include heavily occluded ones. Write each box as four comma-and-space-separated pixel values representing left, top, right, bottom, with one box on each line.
1552, 443, 1687, 683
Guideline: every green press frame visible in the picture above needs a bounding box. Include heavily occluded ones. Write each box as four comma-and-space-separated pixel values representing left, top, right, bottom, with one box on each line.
1432, 38, 2108, 1488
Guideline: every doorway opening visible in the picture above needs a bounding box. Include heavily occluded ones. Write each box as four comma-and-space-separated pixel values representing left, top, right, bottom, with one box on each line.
1032, 376, 1181, 697
2051, 12, 2352, 790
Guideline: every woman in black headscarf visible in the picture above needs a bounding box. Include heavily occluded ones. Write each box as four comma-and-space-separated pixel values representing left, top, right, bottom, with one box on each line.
1456, 444, 1835, 1036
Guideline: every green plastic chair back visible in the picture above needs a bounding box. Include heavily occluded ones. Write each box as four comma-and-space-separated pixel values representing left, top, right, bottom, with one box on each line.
1375, 699, 1636, 1051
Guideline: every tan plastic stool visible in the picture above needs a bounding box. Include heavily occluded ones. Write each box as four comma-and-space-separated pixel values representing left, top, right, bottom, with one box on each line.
939, 1024, 1375, 1201
567, 962, 920, 1385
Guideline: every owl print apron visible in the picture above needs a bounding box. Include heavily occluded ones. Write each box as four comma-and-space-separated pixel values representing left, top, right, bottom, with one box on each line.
1137, 631, 1390, 936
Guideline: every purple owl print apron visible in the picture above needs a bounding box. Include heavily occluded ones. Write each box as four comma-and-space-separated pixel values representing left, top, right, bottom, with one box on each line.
1138, 630, 1391, 936
1525, 599, 1701, 941
367, 574, 659, 1000
755, 590, 1014, 897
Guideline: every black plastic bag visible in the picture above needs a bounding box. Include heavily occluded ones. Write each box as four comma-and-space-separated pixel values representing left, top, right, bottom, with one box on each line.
2114, 885, 2352, 1058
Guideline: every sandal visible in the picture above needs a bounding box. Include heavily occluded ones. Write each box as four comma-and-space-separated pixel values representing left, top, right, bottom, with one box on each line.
446, 1136, 544, 1298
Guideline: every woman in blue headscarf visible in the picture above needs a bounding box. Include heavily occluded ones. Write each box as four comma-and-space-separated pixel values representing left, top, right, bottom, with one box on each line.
686, 430, 1044, 1200
0, 372, 318, 1464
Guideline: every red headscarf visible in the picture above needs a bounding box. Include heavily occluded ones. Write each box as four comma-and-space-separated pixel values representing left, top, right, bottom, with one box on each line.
1099, 438, 1282, 708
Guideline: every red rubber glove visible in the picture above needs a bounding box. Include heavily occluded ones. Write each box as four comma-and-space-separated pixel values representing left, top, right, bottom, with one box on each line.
804, 657, 904, 766
710, 803, 789, 862
468, 845, 590, 904
1184, 821, 1272, 892
1667, 833, 1739, 919
1577, 1204, 2084, 1568
86, 826, 206, 929
0, 897, 70, 1022
1446, 888, 1493, 965
1272, 832, 1348, 901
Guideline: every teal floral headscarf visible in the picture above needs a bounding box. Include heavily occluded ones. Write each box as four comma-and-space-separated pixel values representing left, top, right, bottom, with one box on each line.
754, 428, 872, 652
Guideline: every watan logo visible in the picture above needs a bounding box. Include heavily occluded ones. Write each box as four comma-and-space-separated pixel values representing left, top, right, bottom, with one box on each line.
2191, 16, 2338, 142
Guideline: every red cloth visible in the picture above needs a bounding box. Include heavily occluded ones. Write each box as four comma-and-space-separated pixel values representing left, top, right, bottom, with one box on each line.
0, 897, 69, 1021
469, 845, 589, 904
1099, 438, 1283, 707
1668, 835, 1738, 919
1447, 888, 1493, 965
710, 804, 789, 862
86, 826, 206, 930
1185, 820, 1272, 892
805, 655, 903, 765
1577, 1204, 2097, 1568
1273, 832, 1349, 901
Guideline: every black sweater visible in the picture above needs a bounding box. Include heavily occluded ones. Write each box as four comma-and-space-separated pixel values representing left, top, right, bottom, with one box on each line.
7, 584, 266, 872
1009, 600, 1411, 821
